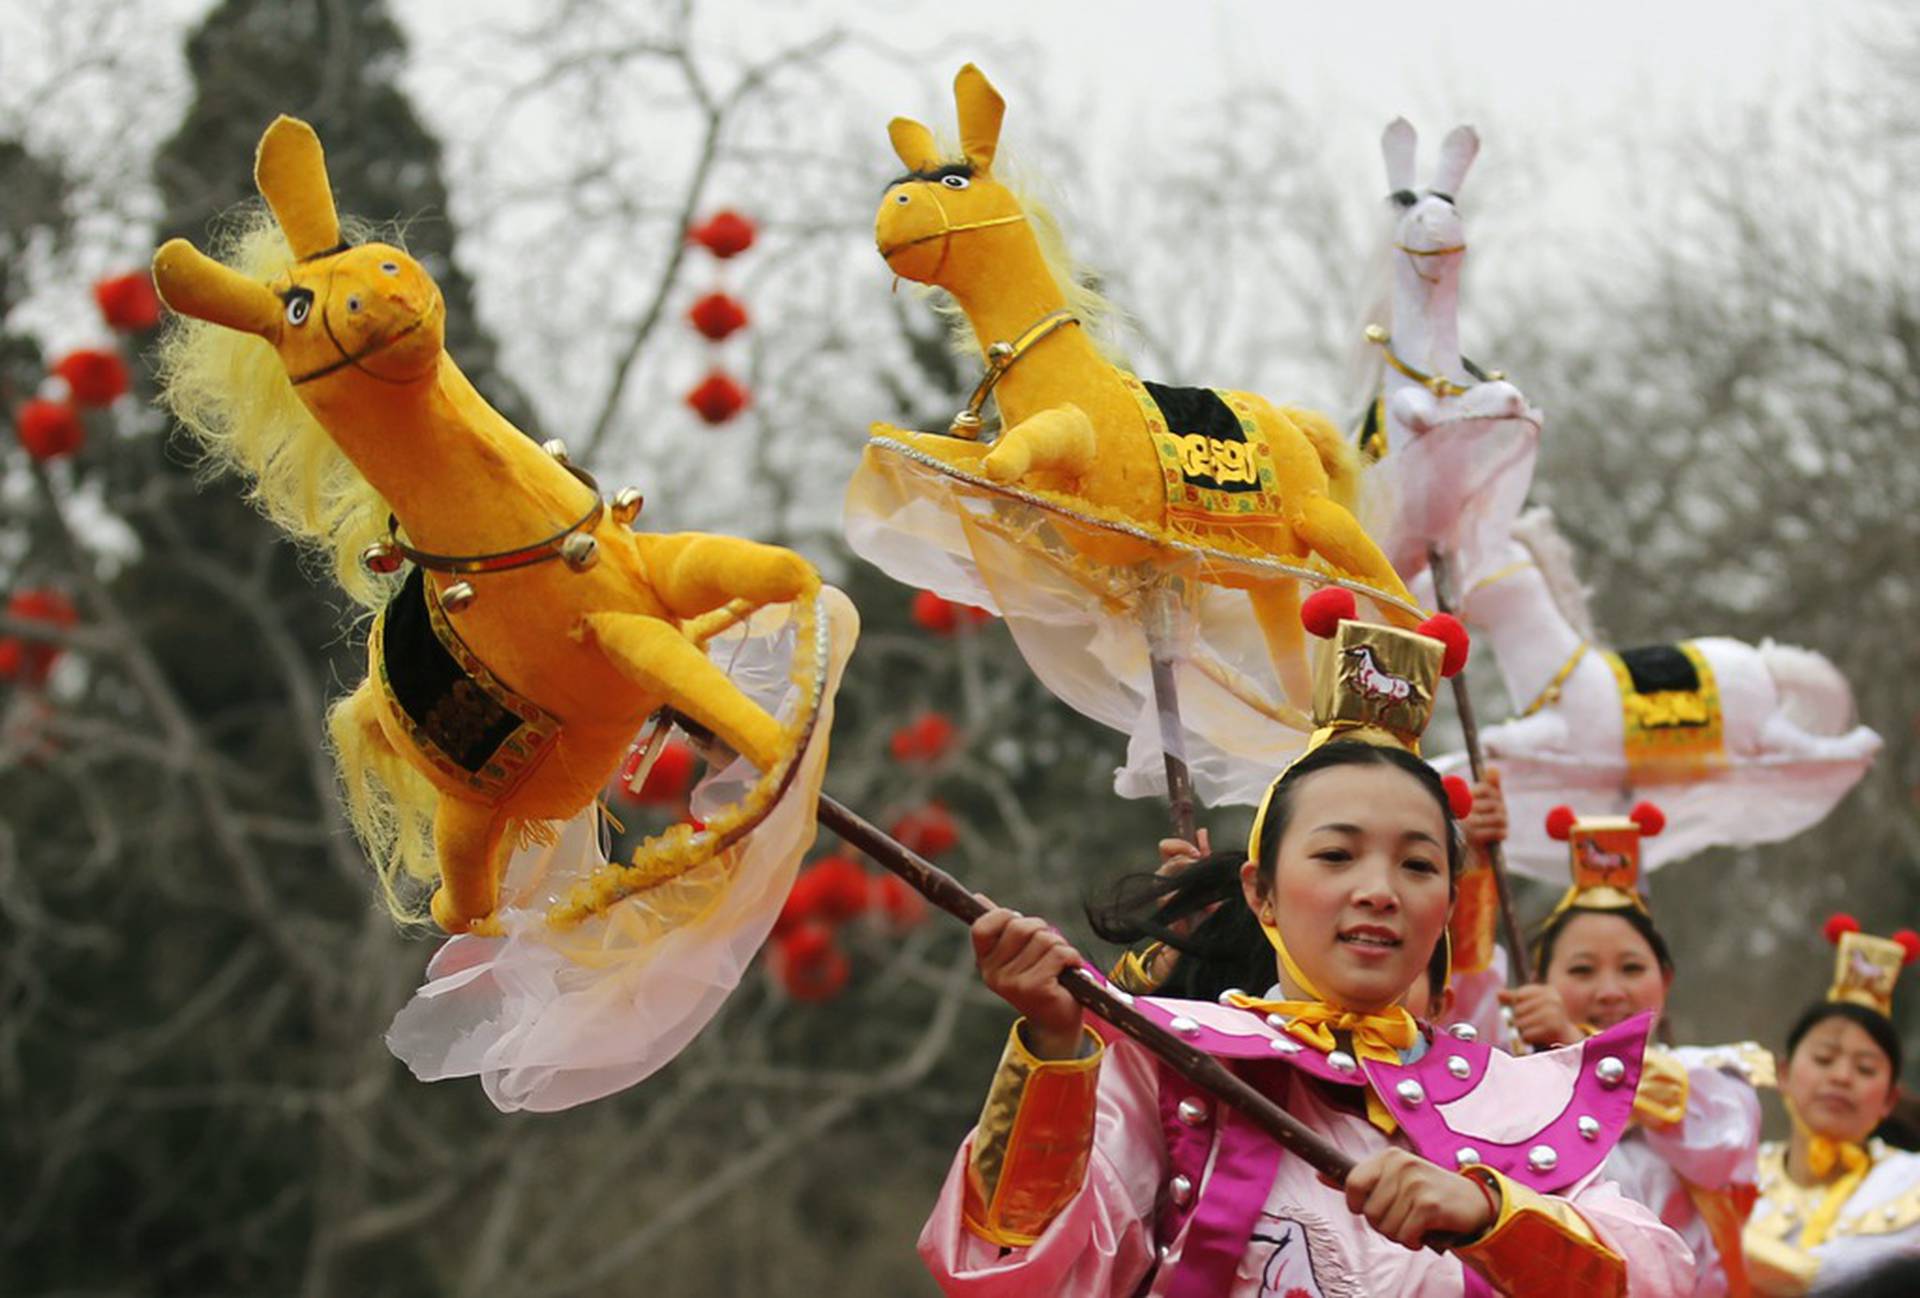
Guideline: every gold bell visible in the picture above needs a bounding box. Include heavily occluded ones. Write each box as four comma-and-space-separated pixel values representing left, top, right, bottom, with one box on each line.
439, 580, 476, 613
542, 438, 570, 463
1364, 323, 1389, 345
560, 532, 599, 572
361, 540, 404, 575
948, 409, 984, 440
611, 487, 644, 526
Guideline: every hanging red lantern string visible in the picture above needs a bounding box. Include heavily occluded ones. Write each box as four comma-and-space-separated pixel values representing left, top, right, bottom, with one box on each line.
683, 210, 755, 425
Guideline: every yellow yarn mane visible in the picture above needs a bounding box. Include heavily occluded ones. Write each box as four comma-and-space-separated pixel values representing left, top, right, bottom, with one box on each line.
155, 204, 397, 610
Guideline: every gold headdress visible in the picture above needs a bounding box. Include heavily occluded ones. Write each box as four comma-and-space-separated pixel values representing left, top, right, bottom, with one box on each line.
1820, 914, 1920, 1019
1246, 587, 1471, 865
1539, 800, 1665, 926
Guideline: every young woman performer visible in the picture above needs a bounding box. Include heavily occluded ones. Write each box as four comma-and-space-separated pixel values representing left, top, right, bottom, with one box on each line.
1744, 918, 1920, 1296
920, 602, 1694, 1296
1504, 805, 1766, 1298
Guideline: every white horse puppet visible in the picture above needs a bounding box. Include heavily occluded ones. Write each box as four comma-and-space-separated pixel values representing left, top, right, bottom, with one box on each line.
1438, 507, 1882, 878
1355, 119, 1542, 589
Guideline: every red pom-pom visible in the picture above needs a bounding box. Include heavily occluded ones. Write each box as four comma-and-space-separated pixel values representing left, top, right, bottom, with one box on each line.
687, 292, 750, 342
1442, 775, 1474, 819
619, 739, 696, 805
685, 369, 749, 424
15, 399, 84, 460
52, 349, 130, 407
688, 210, 757, 259
1895, 930, 1920, 966
892, 802, 958, 859
876, 873, 929, 930
1416, 613, 1470, 678
890, 711, 957, 762
1823, 912, 1861, 945
1544, 805, 1577, 841
93, 273, 162, 331
1628, 801, 1666, 838
1300, 587, 1357, 638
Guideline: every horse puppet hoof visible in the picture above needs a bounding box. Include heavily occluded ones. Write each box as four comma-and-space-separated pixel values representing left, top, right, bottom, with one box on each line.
430, 886, 487, 935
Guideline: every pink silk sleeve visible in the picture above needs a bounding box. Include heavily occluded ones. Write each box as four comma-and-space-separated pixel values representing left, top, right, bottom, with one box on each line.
1641, 1062, 1761, 1195
1565, 1172, 1702, 1297
918, 1034, 1168, 1296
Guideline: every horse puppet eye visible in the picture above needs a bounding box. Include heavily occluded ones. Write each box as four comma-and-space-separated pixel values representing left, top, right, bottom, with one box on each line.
941, 174, 970, 190
285, 290, 313, 326
379, 261, 400, 275
1390, 189, 1418, 208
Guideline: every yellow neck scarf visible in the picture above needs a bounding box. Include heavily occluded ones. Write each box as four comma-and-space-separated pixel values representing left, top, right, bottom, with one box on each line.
1784, 1098, 1873, 1248
1225, 921, 1419, 1133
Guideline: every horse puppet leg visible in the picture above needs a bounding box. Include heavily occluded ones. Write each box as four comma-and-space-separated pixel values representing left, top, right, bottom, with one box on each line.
583, 613, 784, 771
429, 796, 514, 933
981, 403, 1095, 486
637, 533, 818, 621
1246, 582, 1314, 711
1291, 496, 1421, 627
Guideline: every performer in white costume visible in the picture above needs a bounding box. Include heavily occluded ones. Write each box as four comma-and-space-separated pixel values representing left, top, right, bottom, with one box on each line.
1504, 803, 1766, 1298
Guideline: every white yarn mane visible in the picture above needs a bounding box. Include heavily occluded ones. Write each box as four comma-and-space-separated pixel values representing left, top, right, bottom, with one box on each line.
1510, 507, 1598, 642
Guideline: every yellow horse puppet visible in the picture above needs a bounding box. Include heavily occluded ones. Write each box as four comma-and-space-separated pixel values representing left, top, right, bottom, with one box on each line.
153, 117, 818, 934
872, 65, 1418, 702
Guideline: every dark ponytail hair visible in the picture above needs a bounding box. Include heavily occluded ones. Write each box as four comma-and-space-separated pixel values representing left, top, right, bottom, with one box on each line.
1087, 740, 1465, 1003
1535, 905, 1676, 980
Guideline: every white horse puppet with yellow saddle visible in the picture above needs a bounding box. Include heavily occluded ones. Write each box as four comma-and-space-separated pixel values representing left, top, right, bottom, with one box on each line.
848, 65, 1436, 812
154, 116, 858, 1111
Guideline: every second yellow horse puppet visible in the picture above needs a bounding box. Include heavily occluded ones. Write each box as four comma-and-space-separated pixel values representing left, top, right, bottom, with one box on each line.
153, 117, 817, 934
872, 64, 1419, 694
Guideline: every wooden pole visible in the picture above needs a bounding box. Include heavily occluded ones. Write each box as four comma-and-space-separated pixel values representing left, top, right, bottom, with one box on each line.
1426, 545, 1534, 985
1142, 584, 1199, 843
815, 794, 1355, 1182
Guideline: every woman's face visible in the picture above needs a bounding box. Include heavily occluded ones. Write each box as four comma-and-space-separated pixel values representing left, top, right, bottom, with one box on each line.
1241, 763, 1452, 1013
1545, 911, 1671, 1030
1784, 1015, 1899, 1147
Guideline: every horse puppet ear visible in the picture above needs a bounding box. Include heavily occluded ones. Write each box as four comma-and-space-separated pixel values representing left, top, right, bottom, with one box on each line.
1432, 125, 1480, 197
888, 117, 942, 173
1381, 117, 1417, 194
152, 239, 283, 338
953, 63, 1005, 173
254, 116, 343, 260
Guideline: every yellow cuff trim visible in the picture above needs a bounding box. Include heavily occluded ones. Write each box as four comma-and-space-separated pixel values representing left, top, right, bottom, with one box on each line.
1632, 1046, 1692, 1130
964, 1020, 1104, 1247
1455, 1167, 1627, 1298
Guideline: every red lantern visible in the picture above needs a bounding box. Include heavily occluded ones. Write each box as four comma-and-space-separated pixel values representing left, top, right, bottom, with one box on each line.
0, 589, 78, 686
772, 921, 851, 1002
685, 370, 749, 425
688, 292, 750, 342
890, 711, 957, 763
620, 738, 697, 804
805, 855, 870, 921
891, 802, 958, 859
15, 400, 84, 461
689, 210, 757, 259
876, 873, 928, 930
911, 590, 957, 634
52, 350, 131, 407
93, 273, 163, 332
